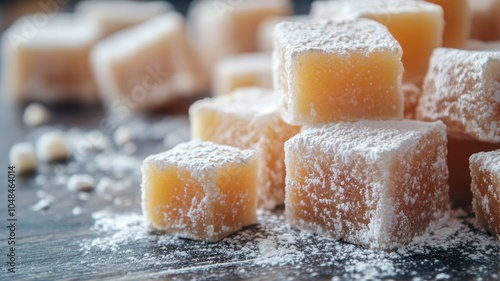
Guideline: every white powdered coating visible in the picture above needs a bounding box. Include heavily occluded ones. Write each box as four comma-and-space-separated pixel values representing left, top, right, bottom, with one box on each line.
143, 139, 254, 173
311, 0, 443, 20
78, 208, 500, 280
36, 130, 72, 162
6, 13, 100, 48
470, 150, 500, 238
190, 88, 300, 210
272, 19, 403, 125
141, 140, 256, 241
416, 48, 500, 142
284, 120, 449, 250
9, 142, 37, 174
23, 103, 50, 127
213, 53, 272, 95
191, 87, 278, 119
471, 150, 500, 173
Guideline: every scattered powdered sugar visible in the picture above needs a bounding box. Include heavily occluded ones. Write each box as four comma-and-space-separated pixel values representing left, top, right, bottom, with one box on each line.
78, 208, 499, 280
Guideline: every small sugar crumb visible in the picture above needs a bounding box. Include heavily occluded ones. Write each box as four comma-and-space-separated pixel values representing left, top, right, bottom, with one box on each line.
31, 195, 54, 212
9, 142, 37, 174
23, 103, 50, 127
114, 126, 134, 147
72, 206, 83, 216
68, 174, 95, 192
37, 130, 72, 162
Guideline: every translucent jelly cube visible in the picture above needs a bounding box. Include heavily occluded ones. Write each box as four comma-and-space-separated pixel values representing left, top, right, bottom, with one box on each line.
417, 48, 500, 142
311, 0, 444, 83
75, 0, 172, 37
141, 140, 257, 242
1, 13, 100, 104
213, 53, 272, 96
91, 12, 204, 112
285, 120, 450, 250
427, 0, 471, 48
470, 150, 500, 240
448, 136, 500, 206
188, 0, 292, 72
465, 39, 500, 51
469, 0, 500, 41
190, 87, 300, 210
273, 19, 404, 125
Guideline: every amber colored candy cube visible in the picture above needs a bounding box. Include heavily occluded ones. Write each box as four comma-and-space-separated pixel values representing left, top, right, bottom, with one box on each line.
311, 0, 444, 83
188, 0, 292, 72
273, 19, 404, 126
426, 0, 471, 48
91, 12, 204, 112
448, 136, 500, 206
1, 14, 100, 104
285, 120, 450, 250
470, 150, 500, 240
417, 48, 500, 142
190, 87, 300, 210
141, 140, 257, 242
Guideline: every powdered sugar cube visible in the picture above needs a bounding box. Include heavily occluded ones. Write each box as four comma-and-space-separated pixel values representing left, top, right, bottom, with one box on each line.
470, 150, 500, 240
273, 19, 404, 125
141, 140, 257, 242
311, 0, 444, 83
417, 48, 500, 142
285, 120, 450, 250
190, 87, 300, 210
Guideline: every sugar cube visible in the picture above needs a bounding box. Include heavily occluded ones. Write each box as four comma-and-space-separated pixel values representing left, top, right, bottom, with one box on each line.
1, 13, 100, 104
141, 140, 257, 242
91, 12, 205, 112
416, 48, 500, 142
190, 87, 300, 210
75, 0, 172, 37
311, 0, 444, 83
213, 53, 272, 96
285, 120, 450, 250
273, 19, 404, 126
470, 150, 500, 240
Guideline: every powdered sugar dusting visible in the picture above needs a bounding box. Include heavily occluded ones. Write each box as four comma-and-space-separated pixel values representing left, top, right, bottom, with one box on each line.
417, 48, 500, 142
78, 208, 500, 280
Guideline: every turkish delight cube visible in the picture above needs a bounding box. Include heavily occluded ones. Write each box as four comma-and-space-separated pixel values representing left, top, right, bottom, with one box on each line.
141, 140, 257, 242
285, 120, 450, 250
273, 19, 404, 125
311, 0, 444, 83
417, 48, 500, 142
190, 87, 300, 210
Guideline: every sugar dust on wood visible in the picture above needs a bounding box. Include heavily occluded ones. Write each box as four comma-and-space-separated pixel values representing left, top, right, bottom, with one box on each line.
79, 208, 500, 280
